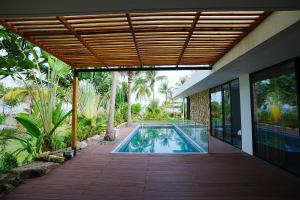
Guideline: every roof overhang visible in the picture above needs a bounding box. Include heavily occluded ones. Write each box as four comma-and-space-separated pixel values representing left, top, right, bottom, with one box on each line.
174, 11, 300, 98
0, 11, 269, 70
1, 0, 300, 17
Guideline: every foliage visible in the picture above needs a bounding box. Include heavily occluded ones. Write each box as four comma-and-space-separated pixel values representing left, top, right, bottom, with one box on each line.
0, 152, 18, 173
159, 82, 173, 103
0, 122, 41, 164
133, 76, 151, 103
144, 71, 167, 101
78, 80, 100, 119
77, 115, 106, 141
79, 72, 112, 108
0, 26, 35, 78
175, 75, 189, 88
0, 113, 5, 124
131, 103, 142, 118
50, 126, 72, 150
145, 100, 168, 120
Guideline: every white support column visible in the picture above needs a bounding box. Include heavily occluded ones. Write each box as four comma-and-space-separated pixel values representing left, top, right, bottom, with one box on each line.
239, 74, 253, 155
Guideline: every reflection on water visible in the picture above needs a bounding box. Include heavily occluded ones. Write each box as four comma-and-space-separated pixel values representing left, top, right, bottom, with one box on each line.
120, 126, 199, 153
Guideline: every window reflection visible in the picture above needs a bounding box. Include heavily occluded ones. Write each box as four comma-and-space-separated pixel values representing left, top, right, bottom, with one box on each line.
210, 80, 241, 148
210, 87, 223, 139
252, 62, 300, 176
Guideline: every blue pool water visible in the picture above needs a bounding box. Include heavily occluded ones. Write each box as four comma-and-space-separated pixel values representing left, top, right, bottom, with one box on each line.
115, 125, 205, 153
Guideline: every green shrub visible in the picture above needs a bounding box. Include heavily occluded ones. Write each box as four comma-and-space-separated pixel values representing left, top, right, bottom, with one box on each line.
131, 103, 141, 117
77, 115, 106, 141
50, 126, 72, 151
0, 113, 5, 124
145, 100, 161, 120
0, 152, 18, 173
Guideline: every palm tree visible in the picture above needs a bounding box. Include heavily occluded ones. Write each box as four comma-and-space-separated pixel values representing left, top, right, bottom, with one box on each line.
133, 76, 151, 104
159, 82, 173, 103
105, 72, 119, 141
127, 71, 133, 127
175, 75, 189, 88
145, 71, 167, 101
0, 83, 6, 114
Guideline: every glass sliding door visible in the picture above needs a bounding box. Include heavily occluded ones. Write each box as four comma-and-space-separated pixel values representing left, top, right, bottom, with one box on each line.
223, 84, 232, 143
251, 61, 300, 176
210, 80, 241, 148
210, 87, 223, 139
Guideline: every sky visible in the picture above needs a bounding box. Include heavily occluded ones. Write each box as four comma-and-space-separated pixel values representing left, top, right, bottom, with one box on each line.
1, 70, 193, 106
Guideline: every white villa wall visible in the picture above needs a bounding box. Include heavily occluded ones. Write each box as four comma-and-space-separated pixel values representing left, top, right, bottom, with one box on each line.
239, 74, 253, 155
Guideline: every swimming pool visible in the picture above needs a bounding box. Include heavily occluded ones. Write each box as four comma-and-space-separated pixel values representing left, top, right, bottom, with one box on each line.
113, 125, 207, 153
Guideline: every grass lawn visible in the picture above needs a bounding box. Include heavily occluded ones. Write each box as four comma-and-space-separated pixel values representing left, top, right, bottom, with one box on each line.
1, 140, 29, 165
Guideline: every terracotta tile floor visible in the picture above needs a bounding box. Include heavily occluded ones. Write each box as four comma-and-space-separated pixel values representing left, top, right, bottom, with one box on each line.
2, 125, 300, 200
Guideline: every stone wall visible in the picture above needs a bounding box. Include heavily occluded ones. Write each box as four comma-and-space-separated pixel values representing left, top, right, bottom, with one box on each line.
189, 90, 210, 126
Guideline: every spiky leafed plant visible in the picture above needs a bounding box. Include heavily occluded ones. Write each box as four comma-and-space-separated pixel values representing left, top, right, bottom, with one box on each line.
0, 26, 72, 151
78, 80, 100, 120
145, 71, 167, 101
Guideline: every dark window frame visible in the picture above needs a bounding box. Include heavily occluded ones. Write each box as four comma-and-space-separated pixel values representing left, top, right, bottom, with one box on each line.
250, 56, 300, 177
209, 79, 241, 149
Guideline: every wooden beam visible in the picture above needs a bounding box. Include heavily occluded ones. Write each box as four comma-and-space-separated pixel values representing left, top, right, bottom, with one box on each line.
57, 16, 106, 66
71, 70, 78, 154
0, 19, 72, 66
176, 12, 201, 67
75, 66, 212, 72
126, 13, 143, 67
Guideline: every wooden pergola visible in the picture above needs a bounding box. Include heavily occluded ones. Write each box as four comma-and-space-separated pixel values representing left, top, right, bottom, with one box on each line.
0, 11, 270, 151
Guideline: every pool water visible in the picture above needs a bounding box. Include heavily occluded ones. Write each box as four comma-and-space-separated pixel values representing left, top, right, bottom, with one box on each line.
116, 125, 204, 153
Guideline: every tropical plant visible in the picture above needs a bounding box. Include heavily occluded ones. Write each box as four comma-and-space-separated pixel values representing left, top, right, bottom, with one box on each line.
79, 72, 112, 109
23, 52, 72, 150
0, 26, 35, 79
145, 71, 167, 101
175, 75, 189, 88
0, 113, 43, 163
0, 152, 18, 173
0, 83, 5, 114
159, 82, 173, 103
105, 72, 119, 141
78, 79, 100, 120
77, 115, 106, 141
131, 103, 142, 119
0, 113, 5, 124
133, 76, 151, 104
127, 71, 133, 126
145, 100, 161, 119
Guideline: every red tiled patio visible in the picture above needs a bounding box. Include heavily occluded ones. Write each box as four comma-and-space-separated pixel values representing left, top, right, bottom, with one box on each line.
2, 125, 300, 200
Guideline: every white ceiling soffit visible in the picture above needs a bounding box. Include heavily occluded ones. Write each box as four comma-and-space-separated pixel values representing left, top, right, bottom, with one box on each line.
1, 0, 300, 17
174, 11, 300, 98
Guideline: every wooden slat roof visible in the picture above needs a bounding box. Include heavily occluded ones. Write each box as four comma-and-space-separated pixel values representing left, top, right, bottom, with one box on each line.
0, 11, 269, 69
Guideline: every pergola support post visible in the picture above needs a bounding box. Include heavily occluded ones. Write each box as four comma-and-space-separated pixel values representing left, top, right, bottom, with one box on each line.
71, 70, 78, 155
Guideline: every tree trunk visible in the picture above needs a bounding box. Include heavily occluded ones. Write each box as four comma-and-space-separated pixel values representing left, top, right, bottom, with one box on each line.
152, 84, 155, 102
127, 71, 133, 127
105, 72, 118, 141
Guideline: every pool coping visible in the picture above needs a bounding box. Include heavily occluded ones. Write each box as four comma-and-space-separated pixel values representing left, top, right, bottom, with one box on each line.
111, 123, 207, 154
